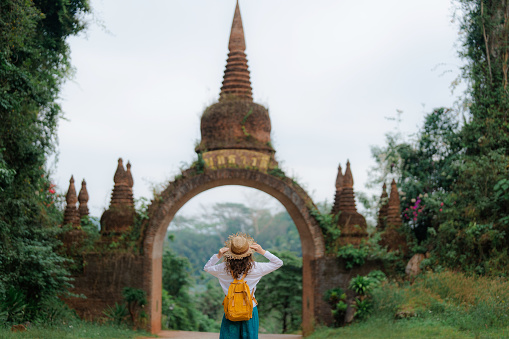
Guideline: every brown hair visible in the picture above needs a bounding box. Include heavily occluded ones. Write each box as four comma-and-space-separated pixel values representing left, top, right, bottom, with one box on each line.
224, 254, 254, 279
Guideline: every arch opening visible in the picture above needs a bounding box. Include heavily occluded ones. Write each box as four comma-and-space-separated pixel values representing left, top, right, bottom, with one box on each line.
142, 168, 326, 334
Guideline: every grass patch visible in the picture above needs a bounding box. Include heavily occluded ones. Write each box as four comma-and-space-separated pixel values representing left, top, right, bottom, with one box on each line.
310, 271, 509, 338
308, 316, 509, 338
0, 321, 150, 338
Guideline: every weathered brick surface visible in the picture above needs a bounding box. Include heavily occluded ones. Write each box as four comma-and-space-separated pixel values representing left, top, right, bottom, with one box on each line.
66, 165, 379, 336
311, 257, 381, 325
64, 253, 145, 320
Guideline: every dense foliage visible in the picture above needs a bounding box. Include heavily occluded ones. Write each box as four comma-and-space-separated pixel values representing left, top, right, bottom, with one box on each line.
256, 250, 302, 334
436, 0, 509, 274
309, 271, 509, 339
367, 0, 509, 275
0, 0, 90, 324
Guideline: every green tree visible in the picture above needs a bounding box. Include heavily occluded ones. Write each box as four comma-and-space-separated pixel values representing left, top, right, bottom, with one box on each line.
431, 0, 509, 274
161, 248, 217, 331
256, 251, 302, 334
0, 0, 90, 321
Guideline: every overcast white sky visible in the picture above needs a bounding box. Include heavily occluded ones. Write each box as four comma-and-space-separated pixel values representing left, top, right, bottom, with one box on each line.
53, 0, 464, 221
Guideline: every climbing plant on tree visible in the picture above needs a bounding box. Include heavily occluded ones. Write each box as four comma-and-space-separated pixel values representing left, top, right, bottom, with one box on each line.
0, 0, 90, 321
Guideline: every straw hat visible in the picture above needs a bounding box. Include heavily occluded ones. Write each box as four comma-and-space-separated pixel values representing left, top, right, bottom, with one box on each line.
224, 232, 255, 259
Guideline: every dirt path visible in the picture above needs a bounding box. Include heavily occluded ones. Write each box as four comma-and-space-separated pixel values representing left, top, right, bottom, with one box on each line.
141, 330, 302, 339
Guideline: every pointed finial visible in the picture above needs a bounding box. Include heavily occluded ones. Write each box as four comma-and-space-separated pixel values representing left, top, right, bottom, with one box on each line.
343, 160, 353, 187
126, 161, 134, 188
335, 164, 343, 190
220, 0, 253, 101
66, 175, 78, 205
78, 179, 89, 217
78, 179, 89, 203
229, 0, 246, 52
113, 158, 127, 184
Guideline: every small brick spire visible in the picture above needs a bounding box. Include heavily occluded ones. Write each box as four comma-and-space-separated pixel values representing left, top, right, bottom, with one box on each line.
331, 164, 343, 215
335, 160, 368, 247
377, 182, 389, 231
78, 179, 89, 218
110, 158, 134, 207
338, 160, 357, 213
109, 158, 134, 208
101, 158, 135, 234
126, 161, 134, 188
63, 175, 80, 227
219, 0, 253, 101
386, 179, 402, 227
379, 179, 407, 254
113, 158, 128, 186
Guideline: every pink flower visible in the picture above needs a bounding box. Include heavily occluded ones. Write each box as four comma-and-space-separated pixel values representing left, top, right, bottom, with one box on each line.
49, 189, 56, 194
439, 208, 442, 212
440, 202, 444, 206
413, 217, 417, 221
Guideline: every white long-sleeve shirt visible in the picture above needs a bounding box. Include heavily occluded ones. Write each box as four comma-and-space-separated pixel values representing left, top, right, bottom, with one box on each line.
203, 251, 283, 306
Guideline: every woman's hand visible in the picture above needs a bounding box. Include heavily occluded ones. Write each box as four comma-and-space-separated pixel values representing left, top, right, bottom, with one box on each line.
217, 247, 229, 259
250, 243, 266, 255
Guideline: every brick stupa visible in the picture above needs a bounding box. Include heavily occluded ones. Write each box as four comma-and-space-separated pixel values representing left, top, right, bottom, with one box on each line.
376, 182, 389, 232
336, 161, 368, 246
63, 176, 81, 228
331, 164, 343, 216
379, 179, 408, 253
195, 0, 274, 156
62, 175, 86, 253
78, 179, 89, 219
100, 158, 135, 234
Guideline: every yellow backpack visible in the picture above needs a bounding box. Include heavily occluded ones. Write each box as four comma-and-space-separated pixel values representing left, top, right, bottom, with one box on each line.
222, 273, 257, 321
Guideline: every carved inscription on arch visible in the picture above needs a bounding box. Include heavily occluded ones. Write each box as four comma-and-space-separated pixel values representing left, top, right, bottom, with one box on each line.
202, 149, 277, 172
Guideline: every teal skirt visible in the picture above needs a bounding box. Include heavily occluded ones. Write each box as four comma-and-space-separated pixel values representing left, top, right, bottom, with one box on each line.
219, 306, 259, 339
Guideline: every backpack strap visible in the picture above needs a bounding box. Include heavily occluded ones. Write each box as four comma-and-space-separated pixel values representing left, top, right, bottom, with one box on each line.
252, 288, 258, 306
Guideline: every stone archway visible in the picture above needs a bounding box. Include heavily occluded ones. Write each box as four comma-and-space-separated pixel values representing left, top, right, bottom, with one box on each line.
141, 167, 326, 334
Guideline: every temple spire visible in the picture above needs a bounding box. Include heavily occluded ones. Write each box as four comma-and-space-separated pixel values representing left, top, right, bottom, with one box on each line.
335, 160, 368, 246
386, 179, 402, 227
220, 0, 253, 101
63, 175, 80, 227
229, 0, 246, 52
331, 164, 343, 215
78, 179, 89, 218
338, 160, 356, 213
376, 182, 389, 231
